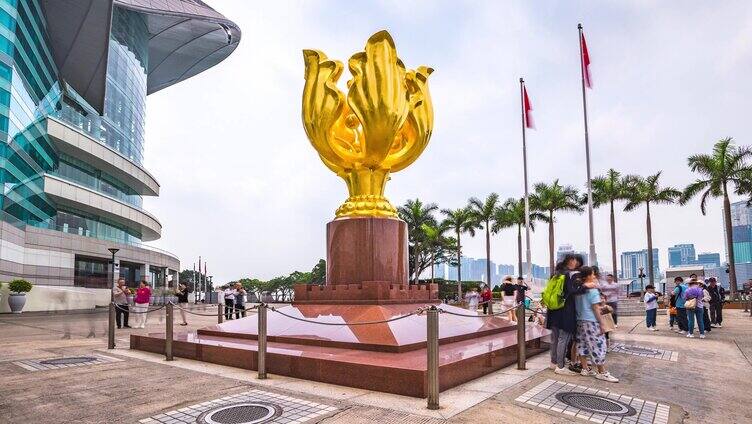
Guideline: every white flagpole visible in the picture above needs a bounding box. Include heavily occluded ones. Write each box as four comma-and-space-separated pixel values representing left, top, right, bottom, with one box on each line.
578, 23, 597, 267
520, 78, 532, 282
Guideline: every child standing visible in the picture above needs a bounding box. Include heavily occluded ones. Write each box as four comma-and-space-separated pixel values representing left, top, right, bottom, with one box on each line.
643, 285, 659, 331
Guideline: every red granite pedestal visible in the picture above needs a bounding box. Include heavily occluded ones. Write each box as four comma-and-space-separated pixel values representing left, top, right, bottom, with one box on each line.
131, 217, 550, 397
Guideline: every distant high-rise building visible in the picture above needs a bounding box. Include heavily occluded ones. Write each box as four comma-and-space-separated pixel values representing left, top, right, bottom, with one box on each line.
621, 249, 660, 279
521, 262, 550, 279
470, 258, 497, 283
728, 201, 752, 264
696, 252, 721, 268
668, 244, 696, 267
556, 244, 588, 266
433, 263, 445, 279
556, 244, 575, 263
498, 264, 515, 279
448, 257, 480, 281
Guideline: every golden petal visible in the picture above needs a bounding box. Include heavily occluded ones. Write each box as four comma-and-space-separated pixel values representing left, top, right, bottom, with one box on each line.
346, 30, 409, 168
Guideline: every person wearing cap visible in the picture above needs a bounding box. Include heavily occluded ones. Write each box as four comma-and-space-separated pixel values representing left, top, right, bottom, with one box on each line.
683, 279, 706, 339
706, 277, 724, 328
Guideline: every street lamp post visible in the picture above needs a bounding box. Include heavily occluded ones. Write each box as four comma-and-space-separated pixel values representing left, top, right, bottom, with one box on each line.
638, 267, 646, 301
108, 248, 120, 298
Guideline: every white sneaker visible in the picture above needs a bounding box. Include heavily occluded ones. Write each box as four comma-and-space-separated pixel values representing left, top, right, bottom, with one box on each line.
550, 363, 557, 370
699, 334, 706, 339
555, 367, 578, 376
581, 368, 597, 377
678, 331, 685, 335
687, 333, 694, 338
595, 372, 620, 383
717, 324, 722, 328
614, 324, 619, 328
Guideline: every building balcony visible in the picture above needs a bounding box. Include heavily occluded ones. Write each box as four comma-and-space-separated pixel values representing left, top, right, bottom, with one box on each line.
46, 117, 160, 196
42, 174, 162, 241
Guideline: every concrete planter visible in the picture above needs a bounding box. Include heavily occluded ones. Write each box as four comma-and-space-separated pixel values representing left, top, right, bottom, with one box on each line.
8, 293, 26, 313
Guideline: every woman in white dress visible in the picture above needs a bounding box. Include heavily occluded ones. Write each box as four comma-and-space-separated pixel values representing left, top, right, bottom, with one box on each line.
465, 288, 481, 311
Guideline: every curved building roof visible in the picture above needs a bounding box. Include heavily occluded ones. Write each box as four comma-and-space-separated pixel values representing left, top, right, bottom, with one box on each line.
42, 0, 241, 113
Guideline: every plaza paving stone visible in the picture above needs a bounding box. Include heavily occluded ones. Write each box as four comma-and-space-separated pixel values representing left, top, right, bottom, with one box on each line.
0, 304, 750, 423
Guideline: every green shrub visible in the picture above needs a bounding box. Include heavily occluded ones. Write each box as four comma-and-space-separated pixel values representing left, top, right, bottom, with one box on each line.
8, 279, 32, 293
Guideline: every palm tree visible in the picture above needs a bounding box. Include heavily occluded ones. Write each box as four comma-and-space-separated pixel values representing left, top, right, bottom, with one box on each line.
398, 199, 438, 284
469, 193, 500, 290
592, 169, 629, 279
680, 138, 752, 296
624, 172, 681, 285
441, 207, 480, 299
421, 222, 452, 284
493, 198, 545, 278
531, 180, 584, 272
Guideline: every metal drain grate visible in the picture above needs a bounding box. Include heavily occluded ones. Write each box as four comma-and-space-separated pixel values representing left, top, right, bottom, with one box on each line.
39, 356, 98, 365
615, 345, 659, 355
197, 403, 282, 424
555, 392, 636, 416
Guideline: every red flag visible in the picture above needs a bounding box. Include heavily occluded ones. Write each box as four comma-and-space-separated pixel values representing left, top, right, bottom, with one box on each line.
523, 86, 535, 129
581, 31, 592, 89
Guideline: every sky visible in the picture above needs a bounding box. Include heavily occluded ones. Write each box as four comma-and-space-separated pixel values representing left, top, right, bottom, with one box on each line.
142, 1, 752, 282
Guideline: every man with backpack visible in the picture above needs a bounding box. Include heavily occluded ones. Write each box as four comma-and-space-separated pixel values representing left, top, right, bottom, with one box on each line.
672, 277, 688, 334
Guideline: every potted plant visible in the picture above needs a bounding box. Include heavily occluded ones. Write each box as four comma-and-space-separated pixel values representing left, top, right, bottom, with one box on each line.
8, 279, 32, 313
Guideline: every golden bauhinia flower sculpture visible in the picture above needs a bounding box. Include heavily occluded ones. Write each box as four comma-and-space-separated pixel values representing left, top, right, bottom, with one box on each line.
302, 30, 434, 218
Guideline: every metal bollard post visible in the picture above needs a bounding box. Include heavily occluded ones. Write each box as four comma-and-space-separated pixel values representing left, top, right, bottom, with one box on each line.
108, 302, 116, 349
218, 303, 224, 323
516, 303, 526, 370
165, 303, 174, 361
426, 306, 439, 410
257, 304, 267, 379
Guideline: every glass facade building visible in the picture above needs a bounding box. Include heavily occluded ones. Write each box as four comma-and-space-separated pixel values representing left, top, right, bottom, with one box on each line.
0, 3, 152, 244
0, 0, 239, 301
620, 249, 660, 280
667, 243, 696, 267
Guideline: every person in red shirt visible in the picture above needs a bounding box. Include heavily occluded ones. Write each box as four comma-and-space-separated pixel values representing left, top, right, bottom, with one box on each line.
133, 281, 151, 329
480, 285, 493, 314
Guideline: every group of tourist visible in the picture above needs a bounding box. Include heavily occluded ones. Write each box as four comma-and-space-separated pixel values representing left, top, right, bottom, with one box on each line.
219, 283, 248, 320
545, 254, 620, 383
665, 274, 725, 338
463, 276, 529, 318
111, 278, 192, 329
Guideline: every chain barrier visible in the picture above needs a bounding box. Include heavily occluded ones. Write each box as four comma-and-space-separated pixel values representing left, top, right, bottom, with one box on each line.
267, 305, 431, 326
437, 302, 522, 318
113, 303, 166, 314
170, 302, 259, 317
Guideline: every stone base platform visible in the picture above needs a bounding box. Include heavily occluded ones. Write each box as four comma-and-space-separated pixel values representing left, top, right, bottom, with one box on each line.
131, 303, 550, 397
293, 281, 439, 304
